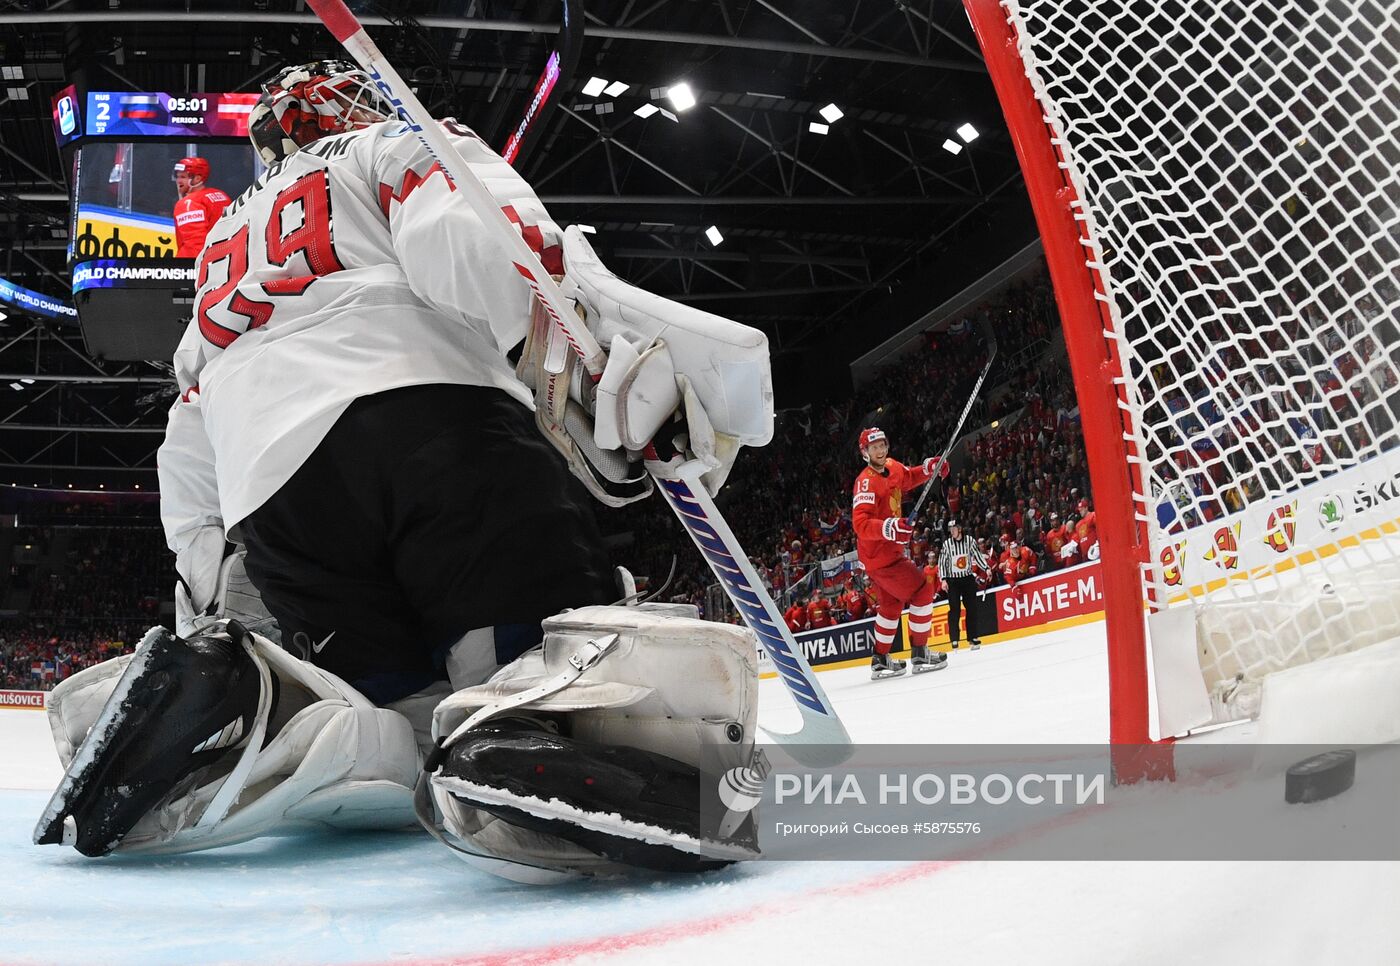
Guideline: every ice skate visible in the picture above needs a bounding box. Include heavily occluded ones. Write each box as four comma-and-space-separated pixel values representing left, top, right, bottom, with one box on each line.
910, 644, 948, 674
34, 621, 270, 857
870, 649, 908, 680
970, 639, 982, 651
436, 717, 756, 873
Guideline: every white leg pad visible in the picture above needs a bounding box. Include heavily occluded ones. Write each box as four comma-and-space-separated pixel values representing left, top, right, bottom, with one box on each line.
427, 604, 760, 878
46, 628, 420, 854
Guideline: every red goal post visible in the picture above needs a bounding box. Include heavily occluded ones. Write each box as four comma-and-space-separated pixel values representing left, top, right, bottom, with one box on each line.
965, 0, 1400, 781
965, 0, 1160, 776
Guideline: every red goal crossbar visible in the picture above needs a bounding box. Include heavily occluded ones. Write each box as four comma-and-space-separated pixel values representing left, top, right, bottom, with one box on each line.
963, 0, 1172, 780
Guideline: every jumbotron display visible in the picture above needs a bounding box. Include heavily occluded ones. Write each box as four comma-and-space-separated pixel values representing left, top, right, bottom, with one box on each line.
52, 88, 260, 144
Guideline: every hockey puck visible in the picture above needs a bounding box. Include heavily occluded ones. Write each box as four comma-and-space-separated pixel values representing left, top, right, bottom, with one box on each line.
1284, 749, 1355, 804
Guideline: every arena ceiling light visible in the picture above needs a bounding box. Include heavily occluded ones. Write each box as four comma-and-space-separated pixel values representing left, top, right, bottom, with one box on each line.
957, 122, 980, 143
808, 121, 830, 135
942, 138, 964, 155
634, 103, 659, 118
705, 226, 724, 246
819, 103, 844, 124
583, 77, 630, 99
667, 82, 696, 112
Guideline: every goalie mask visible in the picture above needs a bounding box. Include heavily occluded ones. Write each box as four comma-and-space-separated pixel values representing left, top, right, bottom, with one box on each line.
248, 59, 394, 165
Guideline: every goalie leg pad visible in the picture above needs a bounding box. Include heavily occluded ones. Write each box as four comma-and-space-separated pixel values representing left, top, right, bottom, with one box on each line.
37, 621, 419, 856
426, 604, 761, 879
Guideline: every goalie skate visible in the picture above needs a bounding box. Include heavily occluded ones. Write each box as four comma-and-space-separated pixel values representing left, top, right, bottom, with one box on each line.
33, 621, 270, 856
433, 719, 759, 873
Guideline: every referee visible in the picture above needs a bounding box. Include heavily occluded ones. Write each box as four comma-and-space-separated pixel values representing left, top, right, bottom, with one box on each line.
938, 519, 990, 649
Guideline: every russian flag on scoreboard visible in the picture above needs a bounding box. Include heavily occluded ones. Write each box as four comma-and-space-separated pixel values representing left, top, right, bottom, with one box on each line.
119, 93, 161, 120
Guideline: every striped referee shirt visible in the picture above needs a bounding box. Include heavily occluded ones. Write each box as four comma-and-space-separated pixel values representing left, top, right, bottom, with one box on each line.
938, 534, 989, 579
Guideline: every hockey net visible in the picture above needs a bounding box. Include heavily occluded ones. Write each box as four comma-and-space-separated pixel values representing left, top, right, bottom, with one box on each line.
965, 0, 1400, 746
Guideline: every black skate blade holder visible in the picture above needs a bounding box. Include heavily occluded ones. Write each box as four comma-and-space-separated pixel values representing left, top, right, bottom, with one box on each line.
412, 633, 619, 875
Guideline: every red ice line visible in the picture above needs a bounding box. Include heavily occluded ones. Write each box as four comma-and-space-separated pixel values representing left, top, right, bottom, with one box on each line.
362, 800, 1113, 966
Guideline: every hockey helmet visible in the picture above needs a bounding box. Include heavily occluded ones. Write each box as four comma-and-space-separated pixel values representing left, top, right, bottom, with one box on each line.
249, 59, 394, 165
948, 519, 962, 531
858, 427, 887, 453
173, 156, 210, 181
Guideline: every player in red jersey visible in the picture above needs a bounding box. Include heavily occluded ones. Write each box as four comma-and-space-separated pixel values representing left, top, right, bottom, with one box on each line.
851, 427, 949, 678
784, 599, 808, 633
1072, 497, 1099, 561
172, 157, 232, 258
998, 538, 1038, 594
806, 593, 834, 629
839, 578, 870, 621
1041, 511, 1068, 570
922, 551, 943, 598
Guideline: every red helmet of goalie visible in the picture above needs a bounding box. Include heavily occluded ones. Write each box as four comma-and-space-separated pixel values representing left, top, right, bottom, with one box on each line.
248, 59, 395, 165
858, 427, 887, 454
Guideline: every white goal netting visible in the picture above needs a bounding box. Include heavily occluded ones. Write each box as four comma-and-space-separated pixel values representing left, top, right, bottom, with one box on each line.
998, 0, 1400, 722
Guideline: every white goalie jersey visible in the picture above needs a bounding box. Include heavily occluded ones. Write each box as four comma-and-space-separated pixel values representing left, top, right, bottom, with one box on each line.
158, 119, 561, 557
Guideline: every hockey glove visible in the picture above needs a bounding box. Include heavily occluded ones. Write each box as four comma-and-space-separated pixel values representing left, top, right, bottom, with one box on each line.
922, 456, 951, 480
881, 518, 914, 544
1060, 539, 1079, 560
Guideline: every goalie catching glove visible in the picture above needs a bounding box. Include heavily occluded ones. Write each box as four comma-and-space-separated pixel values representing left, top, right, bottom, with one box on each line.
516, 226, 773, 505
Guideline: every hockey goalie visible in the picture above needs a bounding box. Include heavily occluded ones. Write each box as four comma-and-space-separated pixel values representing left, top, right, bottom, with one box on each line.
33, 61, 772, 883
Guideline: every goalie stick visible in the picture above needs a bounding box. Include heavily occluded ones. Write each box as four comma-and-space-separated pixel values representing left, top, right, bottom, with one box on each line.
304, 0, 851, 764
907, 317, 999, 527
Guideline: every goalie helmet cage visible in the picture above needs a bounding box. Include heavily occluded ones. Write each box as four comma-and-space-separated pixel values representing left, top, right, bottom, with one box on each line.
963, 0, 1400, 781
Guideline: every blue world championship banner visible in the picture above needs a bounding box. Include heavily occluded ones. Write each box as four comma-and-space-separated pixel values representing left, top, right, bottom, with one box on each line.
0, 277, 78, 321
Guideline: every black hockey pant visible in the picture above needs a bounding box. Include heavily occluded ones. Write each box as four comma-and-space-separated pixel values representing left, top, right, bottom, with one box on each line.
239, 384, 614, 705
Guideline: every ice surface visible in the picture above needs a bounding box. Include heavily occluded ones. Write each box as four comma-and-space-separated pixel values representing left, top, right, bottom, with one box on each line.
2, 619, 1395, 965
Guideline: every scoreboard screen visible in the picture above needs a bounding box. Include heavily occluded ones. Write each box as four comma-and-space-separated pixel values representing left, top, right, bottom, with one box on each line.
83, 91, 260, 139
70, 141, 259, 261
47, 85, 265, 359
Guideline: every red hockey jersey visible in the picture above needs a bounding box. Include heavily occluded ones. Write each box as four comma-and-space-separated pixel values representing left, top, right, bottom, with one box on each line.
999, 546, 1038, 587
852, 459, 932, 571
173, 186, 233, 257
1074, 511, 1098, 556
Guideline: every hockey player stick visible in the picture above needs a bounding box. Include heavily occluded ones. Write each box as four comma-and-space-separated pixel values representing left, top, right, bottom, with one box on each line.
907, 317, 999, 526
304, 0, 851, 764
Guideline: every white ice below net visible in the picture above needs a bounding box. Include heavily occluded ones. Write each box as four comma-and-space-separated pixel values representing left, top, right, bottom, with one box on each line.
1189, 535, 1400, 724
